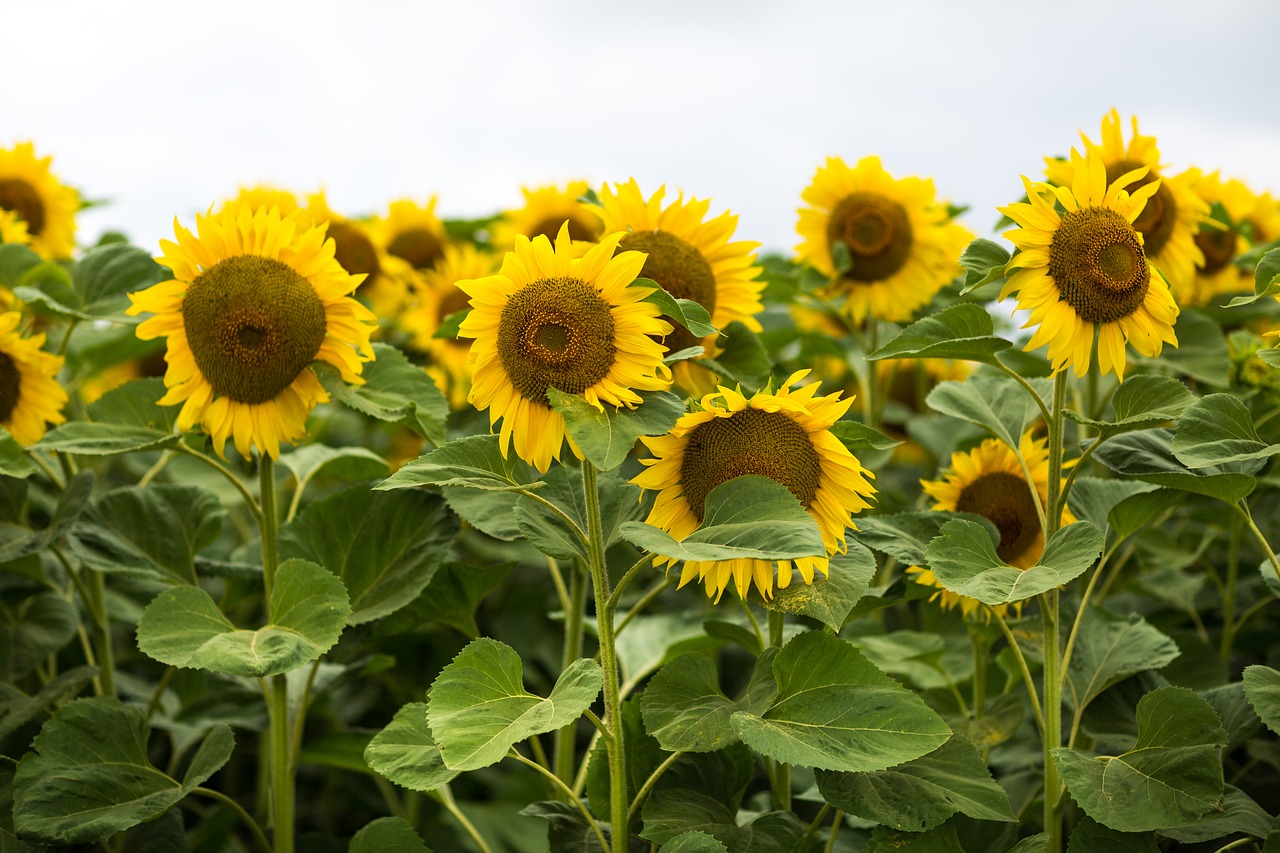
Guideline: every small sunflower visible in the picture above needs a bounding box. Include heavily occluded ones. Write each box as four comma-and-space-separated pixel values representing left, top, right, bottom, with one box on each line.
633, 371, 876, 602
220, 185, 301, 218
489, 181, 603, 253
1045, 110, 1207, 297
0, 142, 78, 261
796, 156, 971, 324
305, 192, 413, 318
1237, 180, 1280, 247
370, 197, 450, 273
0, 312, 66, 445
1179, 169, 1256, 306
127, 205, 377, 459
403, 242, 500, 408
999, 147, 1179, 380
907, 432, 1073, 620
590, 179, 764, 394
458, 225, 672, 473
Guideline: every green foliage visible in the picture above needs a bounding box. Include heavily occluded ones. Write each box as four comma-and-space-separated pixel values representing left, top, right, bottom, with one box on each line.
699, 320, 772, 388
378, 433, 534, 492
1243, 666, 1280, 735
548, 387, 684, 471
1064, 608, 1180, 713
926, 373, 1052, 451
349, 817, 432, 853
363, 703, 458, 792
640, 278, 718, 338
957, 238, 1010, 294
763, 543, 876, 630
1063, 374, 1195, 438
869, 303, 1012, 364
1173, 393, 1280, 468
1094, 429, 1257, 502
640, 651, 775, 752
318, 343, 448, 445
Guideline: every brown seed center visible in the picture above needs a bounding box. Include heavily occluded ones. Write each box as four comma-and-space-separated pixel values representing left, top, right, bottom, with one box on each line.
1106, 159, 1176, 257
621, 230, 716, 353
0, 179, 46, 236
1194, 225, 1237, 276
387, 227, 445, 271
0, 351, 21, 422
1048, 207, 1150, 324
955, 471, 1041, 565
826, 192, 914, 282
529, 214, 598, 243
327, 222, 382, 292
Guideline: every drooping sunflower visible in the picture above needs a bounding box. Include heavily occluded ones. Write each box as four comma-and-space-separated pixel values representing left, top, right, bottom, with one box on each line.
458, 225, 672, 473
1178, 169, 1256, 306
305, 192, 414, 319
1045, 110, 1206, 297
0, 142, 79, 261
907, 431, 1073, 621
796, 156, 971, 324
999, 147, 1179, 380
127, 204, 377, 459
590, 179, 764, 394
0, 312, 67, 445
370, 197, 450, 273
402, 242, 500, 409
489, 181, 603, 253
633, 371, 876, 602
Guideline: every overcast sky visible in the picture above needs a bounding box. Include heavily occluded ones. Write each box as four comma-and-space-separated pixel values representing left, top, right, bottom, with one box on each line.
9, 0, 1280, 255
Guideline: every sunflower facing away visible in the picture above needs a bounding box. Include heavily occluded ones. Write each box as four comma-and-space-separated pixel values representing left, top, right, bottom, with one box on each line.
590, 179, 764, 394
489, 181, 603, 254
633, 372, 876, 602
999, 147, 1179, 380
305, 192, 414, 319
908, 431, 1074, 621
0, 312, 67, 445
0, 142, 79, 261
458, 225, 672, 473
127, 205, 377, 459
1045, 110, 1206, 298
1179, 169, 1260, 307
796, 156, 971, 324
371, 197, 450, 274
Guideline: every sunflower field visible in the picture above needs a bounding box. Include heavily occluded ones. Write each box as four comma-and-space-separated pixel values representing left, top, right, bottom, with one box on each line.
1, 109, 1280, 853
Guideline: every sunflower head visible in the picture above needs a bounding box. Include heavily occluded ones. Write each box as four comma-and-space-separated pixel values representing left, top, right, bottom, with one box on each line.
220, 185, 301, 219
633, 371, 876, 602
0, 312, 67, 445
458, 224, 672, 473
795, 156, 971, 324
0, 208, 32, 250
127, 204, 377, 459
489, 181, 603, 254
371, 197, 450, 273
0, 142, 79, 261
1177, 169, 1256, 306
304, 192, 413, 319
1000, 146, 1180, 380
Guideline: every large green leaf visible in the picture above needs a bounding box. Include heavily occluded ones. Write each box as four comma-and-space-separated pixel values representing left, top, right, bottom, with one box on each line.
639, 651, 775, 752
1066, 478, 1158, 537
278, 444, 388, 497
1093, 429, 1256, 502
698, 320, 771, 388
0, 428, 34, 479
72, 243, 171, 314
378, 561, 516, 639
33, 422, 180, 456
1159, 309, 1230, 387
1172, 394, 1280, 468
1108, 488, 1185, 541
1243, 665, 1280, 736
659, 833, 728, 853
135, 558, 350, 677
13, 697, 232, 844
924, 520, 1104, 605
868, 303, 1012, 364
0, 665, 97, 741
1064, 375, 1195, 438
1067, 818, 1159, 852
547, 387, 684, 472
349, 817, 431, 853
620, 476, 825, 564
1065, 608, 1180, 714
318, 343, 448, 445
376, 434, 535, 492
926, 373, 1052, 451
0, 593, 78, 681
865, 821, 966, 852
640, 279, 718, 338
730, 631, 951, 772
957, 237, 1010, 294
1054, 687, 1227, 832
1224, 247, 1280, 307
1159, 785, 1272, 844
639, 790, 803, 850
853, 511, 996, 567
816, 735, 1015, 831
279, 486, 458, 625
513, 466, 643, 562
363, 703, 458, 792
427, 639, 602, 771
763, 543, 876, 631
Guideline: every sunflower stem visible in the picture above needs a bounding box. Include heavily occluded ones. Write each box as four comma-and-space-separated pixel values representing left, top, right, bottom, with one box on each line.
1042, 371, 1068, 853
861, 319, 880, 430
555, 561, 588, 790
582, 460, 627, 849
766, 610, 791, 811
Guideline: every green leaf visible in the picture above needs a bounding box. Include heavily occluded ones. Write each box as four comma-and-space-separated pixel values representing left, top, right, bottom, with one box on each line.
12, 698, 232, 844
1173, 393, 1280, 468
851, 632, 964, 692
585, 699, 667, 828
855, 511, 995, 567
1064, 374, 1195, 438
865, 821, 966, 852
278, 444, 388, 495
279, 486, 458, 625
513, 467, 643, 562
1243, 665, 1280, 736
69, 484, 224, 585
1258, 347, 1280, 368
1108, 487, 1185, 541
72, 243, 170, 314
957, 238, 1010, 294
1008, 835, 1049, 853
730, 631, 951, 772
926, 373, 1052, 451
376, 434, 535, 492
318, 343, 448, 445
816, 735, 1015, 831
33, 422, 180, 456
620, 476, 825, 564
660, 833, 728, 853
1066, 478, 1158, 537
639, 651, 775, 753
1064, 608, 1180, 713
1160, 784, 1272, 844
763, 544, 876, 631
350, 817, 431, 853
1224, 246, 1280, 306
1, 593, 78, 681
829, 420, 902, 455
0, 428, 34, 479
85, 377, 179, 431
0, 243, 43, 288
639, 279, 718, 338
1054, 687, 1227, 832
924, 520, 1104, 605
1068, 818, 1159, 852
378, 561, 515, 638
869, 303, 1012, 364
427, 639, 602, 771
1094, 429, 1256, 502
547, 387, 684, 472
639, 791, 802, 850
364, 703, 458, 792
1160, 309, 1230, 387
698, 320, 772, 387
136, 558, 350, 677
0, 665, 97, 741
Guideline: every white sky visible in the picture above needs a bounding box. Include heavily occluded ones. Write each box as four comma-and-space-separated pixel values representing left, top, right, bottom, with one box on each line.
8, 0, 1280, 255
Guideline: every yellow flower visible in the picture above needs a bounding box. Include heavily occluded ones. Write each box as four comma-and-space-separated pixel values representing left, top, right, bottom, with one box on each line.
489, 181, 603, 253
633, 371, 876, 602
458, 225, 672, 473
0, 208, 33, 249
796, 155, 971, 323
591, 179, 764, 395
999, 147, 1179, 380
1177, 169, 1257, 307
220, 185, 301, 218
305, 192, 414, 319
370, 197, 450, 272
127, 204, 377, 459
908, 432, 1073, 621
0, 142, 79, 261
0, 312, 67, 445
1045, 110, 1207, 297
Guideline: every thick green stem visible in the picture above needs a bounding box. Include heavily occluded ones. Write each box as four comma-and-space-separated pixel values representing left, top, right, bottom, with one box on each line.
1042, 372, 1068, 852
86, 571, 115, 697
766, 611, 791, 811
862, 320, 880, 429
969, 625, 988, 720
582, 461, 627, 848
1221, 512, 1241, 664
555, 562, 587, 789
268, 675, 293, 853
260, 457, 280, 601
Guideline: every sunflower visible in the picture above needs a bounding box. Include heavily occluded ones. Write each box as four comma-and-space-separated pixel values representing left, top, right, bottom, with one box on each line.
999, 147, 1179, 380
907, 431, 1073, 620
402, 242, 499, 408
489, 181, 603, 254
220, 185, 300, 218
1178, 169, 1256, 306
458, 225, 672, 473
1045, 110, 1206, 297
370, 197, 450, 274
633, 371, 876, 602
0, 142, 78, 261
127, 204, 377, 459
0, 208, 32, 249
590, 179, 764, 394
795, 156, 971, 324
0, 312, 67, 445
305, 192, 413, 319
1238, 180, 1280, 247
